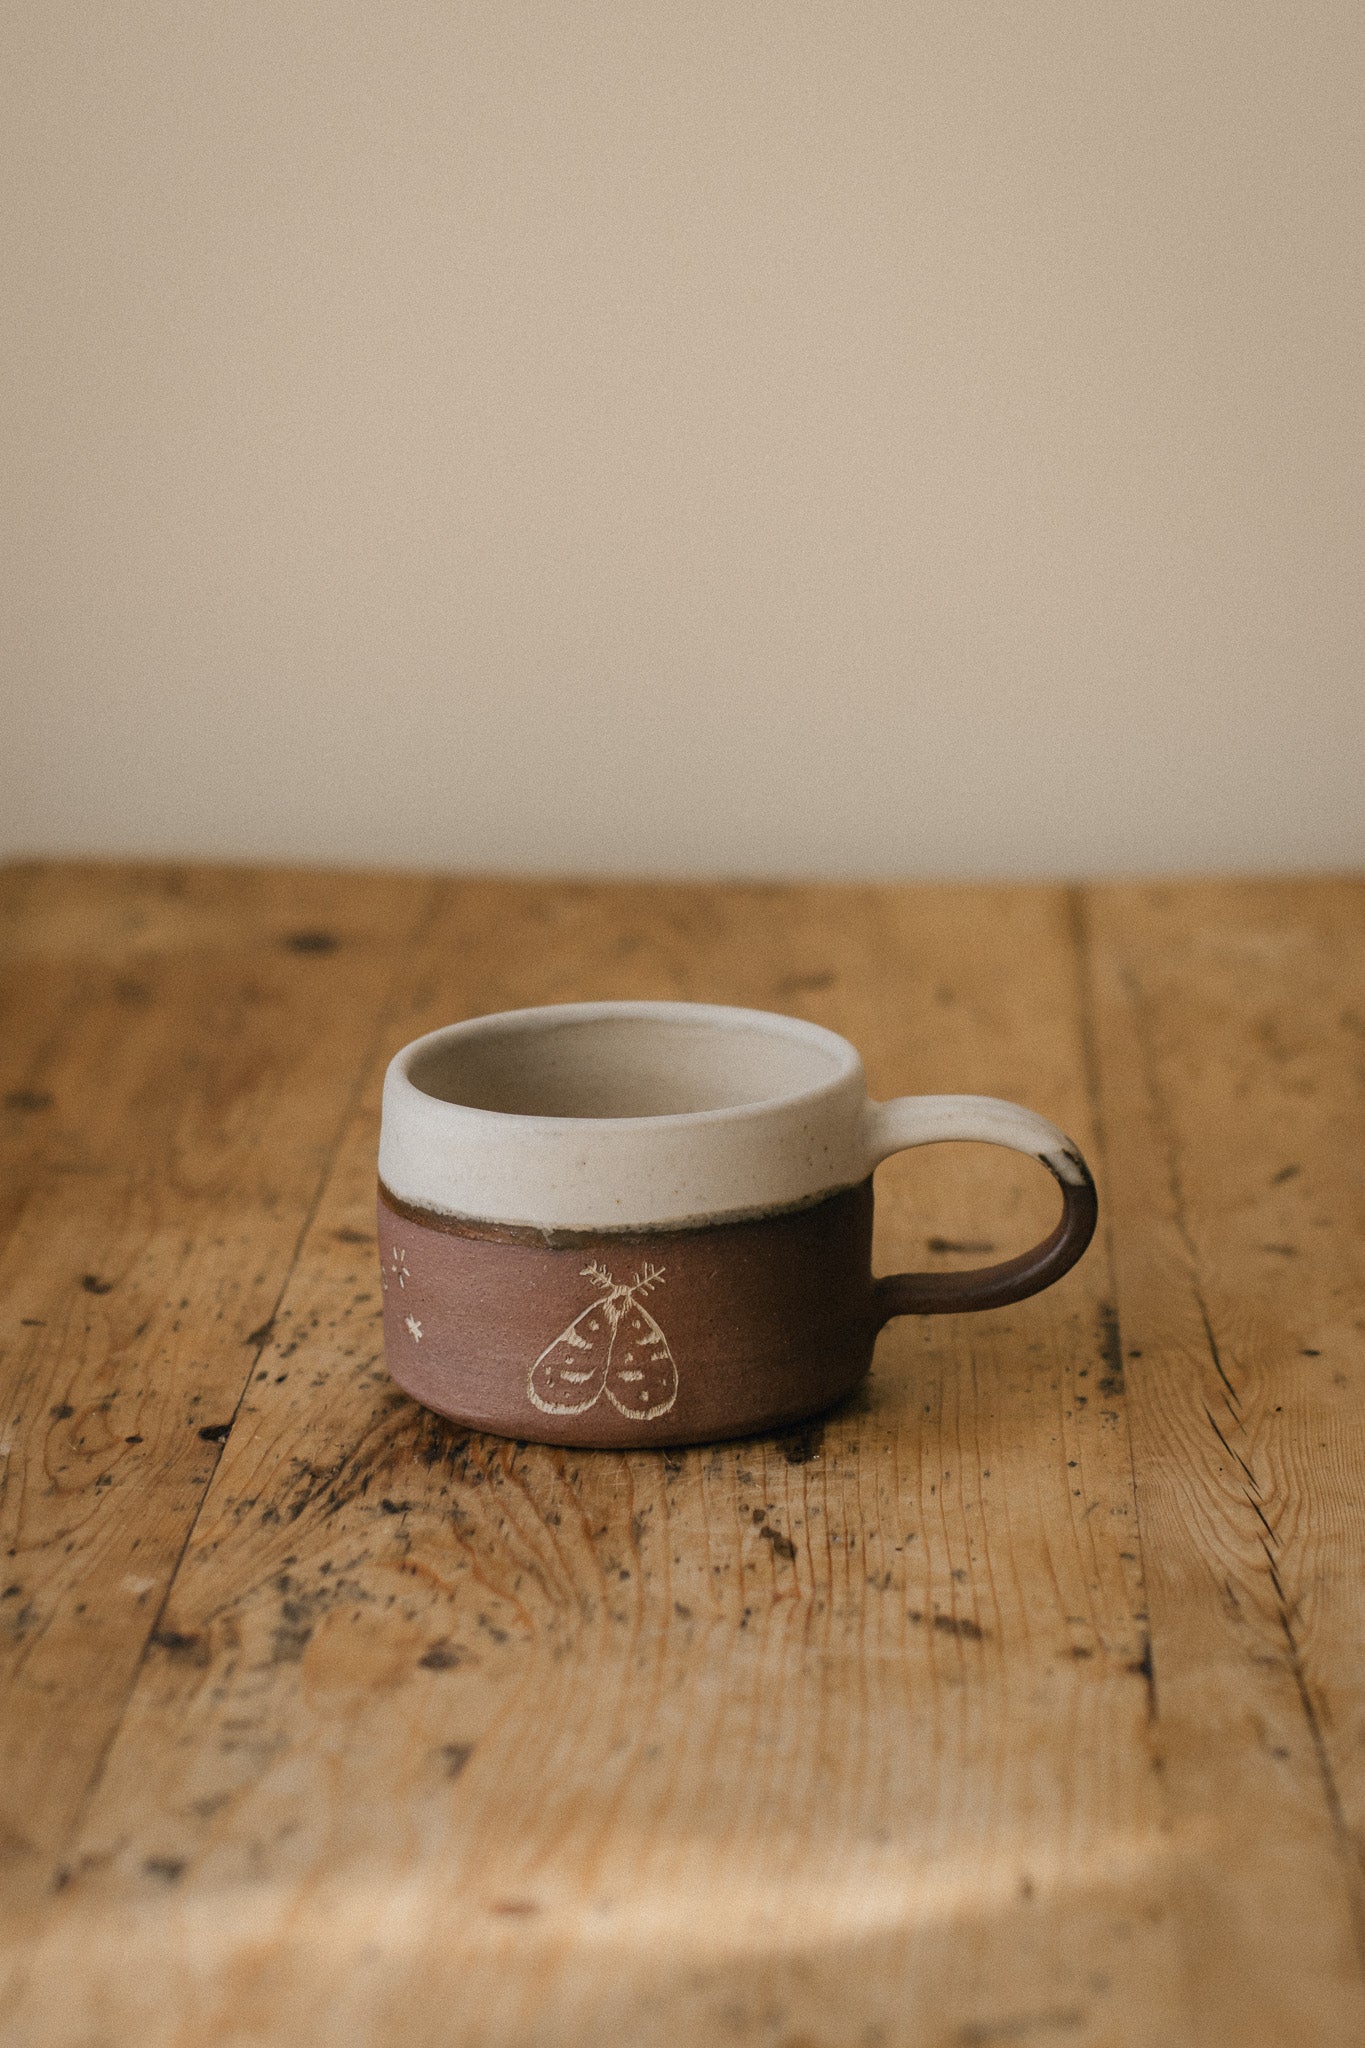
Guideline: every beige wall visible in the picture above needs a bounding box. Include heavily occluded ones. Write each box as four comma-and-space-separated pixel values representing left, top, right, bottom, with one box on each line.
3, 3, 1361, 879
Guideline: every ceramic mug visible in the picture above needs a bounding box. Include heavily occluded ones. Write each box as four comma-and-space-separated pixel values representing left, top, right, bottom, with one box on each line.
377, 1000, 1097, 1448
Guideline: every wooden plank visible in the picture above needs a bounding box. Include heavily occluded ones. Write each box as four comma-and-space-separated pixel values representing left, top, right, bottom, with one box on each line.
0, 859, 114, 1258
0, 861, 433, 1906
3, 879, 1179, 2047
1079, 879, 1365, 2043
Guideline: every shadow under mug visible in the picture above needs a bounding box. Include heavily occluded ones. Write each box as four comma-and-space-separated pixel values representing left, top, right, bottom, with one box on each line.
377, 1001, 1097, 1448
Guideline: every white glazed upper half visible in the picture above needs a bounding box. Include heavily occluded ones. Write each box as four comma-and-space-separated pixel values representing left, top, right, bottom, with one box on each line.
378, 1001, 1087, 1233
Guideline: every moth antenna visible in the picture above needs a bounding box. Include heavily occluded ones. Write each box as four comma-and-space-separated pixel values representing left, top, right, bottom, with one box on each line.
580, 1261, 616, 1291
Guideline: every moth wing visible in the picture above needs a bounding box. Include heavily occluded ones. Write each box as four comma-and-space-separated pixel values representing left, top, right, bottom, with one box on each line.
604, 1298, 678, 1420
528, 1300, 613, 1414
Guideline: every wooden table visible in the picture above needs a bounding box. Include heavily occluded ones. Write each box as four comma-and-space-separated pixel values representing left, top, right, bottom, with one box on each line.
2, 863, 1362, 2048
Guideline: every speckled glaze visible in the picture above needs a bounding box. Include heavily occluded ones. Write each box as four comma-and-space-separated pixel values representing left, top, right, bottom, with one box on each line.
376, 1001, 1098, 1447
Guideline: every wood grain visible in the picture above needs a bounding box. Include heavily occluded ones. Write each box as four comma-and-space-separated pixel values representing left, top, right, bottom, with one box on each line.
0, 862, 433, 1903
1082, 880, 1365, 2043
1, 865, 1362, 2047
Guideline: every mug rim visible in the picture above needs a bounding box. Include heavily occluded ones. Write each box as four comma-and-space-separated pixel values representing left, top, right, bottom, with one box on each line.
390, 999, 863, 1132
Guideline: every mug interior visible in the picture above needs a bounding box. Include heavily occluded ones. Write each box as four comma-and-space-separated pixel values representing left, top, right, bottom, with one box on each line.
406, 1009, 848, 1120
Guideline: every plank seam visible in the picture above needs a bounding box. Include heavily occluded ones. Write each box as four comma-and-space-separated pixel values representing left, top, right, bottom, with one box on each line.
1069, 886, 1158, 1725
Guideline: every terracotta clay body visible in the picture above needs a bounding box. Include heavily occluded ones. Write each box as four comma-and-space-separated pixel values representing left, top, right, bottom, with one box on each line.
378, 1181, 879, 1448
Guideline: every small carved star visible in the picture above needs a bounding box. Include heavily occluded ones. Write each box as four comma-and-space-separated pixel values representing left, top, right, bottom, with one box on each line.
405, 1314, 422, 1344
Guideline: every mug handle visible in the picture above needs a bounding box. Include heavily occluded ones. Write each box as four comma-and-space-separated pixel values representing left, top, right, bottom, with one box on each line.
866, 1096, 1098, 1323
